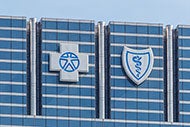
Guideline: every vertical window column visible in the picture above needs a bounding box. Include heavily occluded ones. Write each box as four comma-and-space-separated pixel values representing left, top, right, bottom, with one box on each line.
172, 28, 179, 122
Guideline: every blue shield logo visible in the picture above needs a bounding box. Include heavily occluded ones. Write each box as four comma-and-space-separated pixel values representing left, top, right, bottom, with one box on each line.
122, 46, 154, 85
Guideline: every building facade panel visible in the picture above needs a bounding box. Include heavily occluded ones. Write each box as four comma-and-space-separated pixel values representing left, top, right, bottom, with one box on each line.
108, 22, 164, 122
1, 16, 190, 126
40, 18, 96, 120
177, 25, 190, 123
0, 16, 27, 126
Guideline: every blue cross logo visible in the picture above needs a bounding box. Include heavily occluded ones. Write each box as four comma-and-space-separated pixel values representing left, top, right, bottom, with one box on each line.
59, 52, 80, 72
49, 43, 89, 82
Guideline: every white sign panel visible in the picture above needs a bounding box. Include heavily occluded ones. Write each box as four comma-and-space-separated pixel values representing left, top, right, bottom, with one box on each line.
49, 43, 89, 82
122, 46, 154, 85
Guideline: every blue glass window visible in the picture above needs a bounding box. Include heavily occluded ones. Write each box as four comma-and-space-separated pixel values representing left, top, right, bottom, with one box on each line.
113, 24, 125, 33
12, 19, 26, 28
42, 21, 56, 29
57, 22, 68, 30
42, 32, 57, 40
126, 25, 136, 33
69, 22, 79, 30
80, 34, 93, 42
80, 23, 94, 31
137, 26, 148, 34
149, 26, 163, 35
58, 33, 68, 41
69, 33, 79, 41
178, 28, 190, 36
0, 18, 26, 28
42, 43, 58, 51
79, 45, 94, 53
0, 19, 11, 27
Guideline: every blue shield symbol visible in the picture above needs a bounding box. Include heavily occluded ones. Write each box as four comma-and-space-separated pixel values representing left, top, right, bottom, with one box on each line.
122, 46, 154, 85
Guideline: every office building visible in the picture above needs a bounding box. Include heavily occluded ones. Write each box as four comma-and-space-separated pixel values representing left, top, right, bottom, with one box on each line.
0, 15, 190, 127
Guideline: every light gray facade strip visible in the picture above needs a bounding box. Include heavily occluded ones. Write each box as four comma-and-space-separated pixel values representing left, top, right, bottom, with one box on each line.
0, 49, 26, 52
41, 18, 94, 23
179, 68, 190, 72
42, 40, 94, 45
111, 43, 163, 48
179, 90, 190, 93
179, 79, 190, 82
43, 83, 95, 88
0, 103, 26, 107
109, 21, 163, 27
0, 38, 26, 42
177, 25, 190, 28
111, 87, 163, 92
0, 70, 26, 74
0, 92, 26, 96
0, 27, 26, 31
0, 81, 26, 85
111, 108, 164, 114
42, 51, 95, 56
180, 112, 190, 115
178, 36, 190, 39
2, 114, 190, 126
111, 65, 163, 70
29, 18, 37, 116
111, 54, 163, 59
180, 101, 190, 104
43, 105, 95, 110
179, 57, 190, 61
111, 75, 163, 81
110, 32, 163, 38
42, 29, 94, 34
42, 72, 95, 78
179, 46, 190, 50
0, 59, 26, 63
42, 94, 95, 99
98, 22, 105, 119
0, 125, 33, 127
111, 98, 164, 103
166, 25, 174, 122
0, 15, 26, 20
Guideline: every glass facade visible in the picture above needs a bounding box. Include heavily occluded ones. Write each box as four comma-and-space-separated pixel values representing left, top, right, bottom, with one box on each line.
108, 22, 164, 122
41, 18, 95, 120
177, 25, 190, 123
0, 16, 190, 127
0, 16, 27, 125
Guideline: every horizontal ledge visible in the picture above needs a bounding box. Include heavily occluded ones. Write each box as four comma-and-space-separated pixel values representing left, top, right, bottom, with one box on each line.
42, 29, 94, 34
0, 103, 26, 107
0, 38, 26, 42
0, 81, 26, 85
111, 43, 163, 49
111, 87, 163, 92
43, 83, 95, 88
111, 98, 163, 103
1, 114, 189, 126
110, 32, 163, 38
43, 94, 95, 99
43, 105, 94, 110
111, 108, 163, 114
0, 92, 26, 96
42, 40, 95, 45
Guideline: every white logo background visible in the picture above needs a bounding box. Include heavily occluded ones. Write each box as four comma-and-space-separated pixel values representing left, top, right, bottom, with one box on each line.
122, 46, 154, 85
49, 43, 89, 82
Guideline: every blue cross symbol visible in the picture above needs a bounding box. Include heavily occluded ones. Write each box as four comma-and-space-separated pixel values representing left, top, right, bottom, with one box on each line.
49, 43, 89, 82
59, 52, 80, 72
